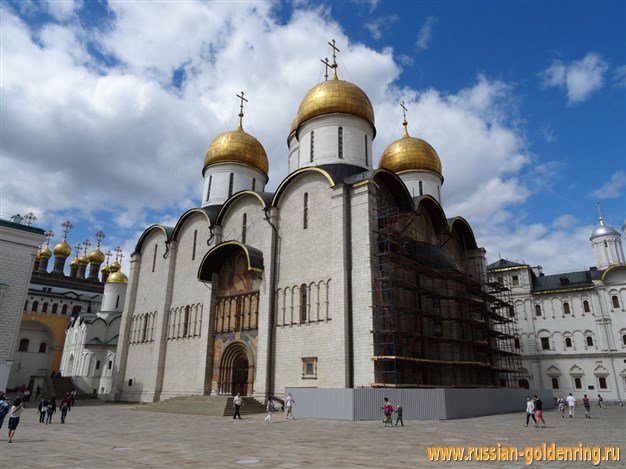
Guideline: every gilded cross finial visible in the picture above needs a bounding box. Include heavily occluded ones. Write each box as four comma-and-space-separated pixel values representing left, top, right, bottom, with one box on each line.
105, 250, 113, 266
114, 246, 124, 265
61, 220, 73, 240
83, 239, 91, 255
236, 91, 248, 130
44, 230, 54, 247
328, 39, 340, 79
24, 212, 37, 226
321, 58, 331, 81
74, 243, 82, 260
400, 101, 409, 137
95, 231, 105, 247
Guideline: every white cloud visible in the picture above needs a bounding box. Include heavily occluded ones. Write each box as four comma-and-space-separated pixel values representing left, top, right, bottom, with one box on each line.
45, 0, 83, 21
540, 52, 609, 104
416, 16, 435, 51
590, 171, 626, 200
614, 65, 626, 88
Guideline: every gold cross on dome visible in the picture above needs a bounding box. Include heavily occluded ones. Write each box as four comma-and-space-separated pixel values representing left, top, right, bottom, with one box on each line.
400, 101, 409, 137
321, 58, 331, 81
236, 91, 248, 129
95, 230, 105, 247
328, 39, 340, 79
83, 239, 91, 255
61, 220, 73, 239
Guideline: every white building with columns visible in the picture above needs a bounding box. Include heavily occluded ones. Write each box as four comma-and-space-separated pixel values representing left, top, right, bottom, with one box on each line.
487, 210, 626, 403
111, 48, 522, 403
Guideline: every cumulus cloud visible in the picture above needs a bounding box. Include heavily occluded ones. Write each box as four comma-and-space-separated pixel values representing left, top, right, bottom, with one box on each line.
590, 171, 626, 200
540, 52, 609, 104
416, 16, 435, 51
364, 15, 398, 40
45, 0, 83, 21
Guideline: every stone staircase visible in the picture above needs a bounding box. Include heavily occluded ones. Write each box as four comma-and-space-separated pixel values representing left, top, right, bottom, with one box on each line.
134, 395, 266, 417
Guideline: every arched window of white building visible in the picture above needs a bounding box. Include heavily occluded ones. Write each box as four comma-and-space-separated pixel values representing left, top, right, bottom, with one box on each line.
551, 377, 559, 389
612, 295, 620, 308
535, 305, 542, 317
583, 300, 590, 312
228, 173, 234, 198
19, 339, 29, 352
310, 131, 314, 162
338, 127, 343, 159
39, 342, 47, 353
586, 336, 594, 347
563, 302, 570, 315
565, 337, 572, 348
303, 193, 309, 229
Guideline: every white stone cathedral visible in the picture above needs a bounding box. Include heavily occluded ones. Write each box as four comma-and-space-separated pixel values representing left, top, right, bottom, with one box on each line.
111, 46, 522, 403
487, 207, 626, 403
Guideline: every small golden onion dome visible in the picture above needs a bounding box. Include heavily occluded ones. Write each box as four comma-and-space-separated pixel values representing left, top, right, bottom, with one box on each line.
78, 254, 89, 266
204, 127, 269, 175
101, 264, 111, 275
53, 240, 71, 258
35, 251, 41, 261
106, 271, 128, 284
88, 248, 105, 264
294, 79, 375, 130
70, 258, 79, 269
110, 260, 121, 272
39, 247, 52, 259
379, 133, 442, 176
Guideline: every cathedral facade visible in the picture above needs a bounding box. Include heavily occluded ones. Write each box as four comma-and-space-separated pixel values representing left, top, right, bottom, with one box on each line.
111, 49, 521, 403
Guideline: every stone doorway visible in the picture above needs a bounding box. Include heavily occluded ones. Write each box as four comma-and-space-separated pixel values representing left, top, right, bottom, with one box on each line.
218, 342, 252, 396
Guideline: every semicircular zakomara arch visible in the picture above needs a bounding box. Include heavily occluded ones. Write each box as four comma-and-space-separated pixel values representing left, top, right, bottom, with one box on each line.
197, 240, 264, 282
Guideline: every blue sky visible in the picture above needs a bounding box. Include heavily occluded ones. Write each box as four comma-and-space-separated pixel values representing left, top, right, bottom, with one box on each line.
1, 0, 624, 275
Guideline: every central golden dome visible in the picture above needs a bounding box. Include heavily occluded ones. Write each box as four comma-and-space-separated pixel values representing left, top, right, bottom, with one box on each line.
295, 79, 375, 131
53, 240, 71, 258
107, 271, 128, 284
204, 127, 269, 175
38, 247, 52, 259
88, 248, 105, 264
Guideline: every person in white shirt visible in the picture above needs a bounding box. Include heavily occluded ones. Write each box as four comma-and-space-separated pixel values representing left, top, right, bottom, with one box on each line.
233, 393, 242, 420
285, 393, 295, 420
525, 396, 537, 426
566, 393, 576, 418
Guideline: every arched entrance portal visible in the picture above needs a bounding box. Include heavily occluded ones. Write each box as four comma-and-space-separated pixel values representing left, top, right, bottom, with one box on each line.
219, 343, 253, 396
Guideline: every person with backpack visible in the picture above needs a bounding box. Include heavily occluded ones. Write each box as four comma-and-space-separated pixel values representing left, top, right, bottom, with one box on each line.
7, 397, 24, 443
45, 398, 56, 424
0, 393, 10, 429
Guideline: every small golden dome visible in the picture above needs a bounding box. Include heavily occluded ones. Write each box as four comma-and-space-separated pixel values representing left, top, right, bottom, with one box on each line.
294, 79, 375, 131
88, 248, 105, 264
78, 254, 89, 266
106, 271, 128, 284
101, 264, 111, 274
53, 240, 71, 258
204, 127, 269, 175
39, 247, 52, 259
70, 258, 79, 269
379, 128, 442, 176
110, 260, 121, 272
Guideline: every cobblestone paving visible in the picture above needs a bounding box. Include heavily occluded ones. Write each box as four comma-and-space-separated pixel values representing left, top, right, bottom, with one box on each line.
1, 401, 623, 468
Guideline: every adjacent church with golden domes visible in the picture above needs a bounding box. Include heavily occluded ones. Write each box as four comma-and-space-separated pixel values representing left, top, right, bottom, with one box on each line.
111, 44, 522, 407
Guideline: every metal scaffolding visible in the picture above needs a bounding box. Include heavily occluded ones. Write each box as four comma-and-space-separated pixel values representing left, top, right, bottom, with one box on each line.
372, 206, 523, 388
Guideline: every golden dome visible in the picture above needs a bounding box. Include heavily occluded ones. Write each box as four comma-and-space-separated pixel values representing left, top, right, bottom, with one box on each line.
101, 264, 111, 274
78, 254, 89, 266
70, 258, 79, 269
106, 271, 128, 284
204, 127, 269, 175
38, 247, 52, 259
110, 260, 120, 272
88, 248, 105, 264
379, 126, 442, 176
294, 79, 375, 131
53, 240, 71, 258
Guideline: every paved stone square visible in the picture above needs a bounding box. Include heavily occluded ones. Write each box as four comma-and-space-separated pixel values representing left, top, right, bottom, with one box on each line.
0, 401, 624, 468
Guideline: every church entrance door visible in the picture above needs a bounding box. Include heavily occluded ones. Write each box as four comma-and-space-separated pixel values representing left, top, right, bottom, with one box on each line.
232, 355, 248, 396
218, 342, 252, 396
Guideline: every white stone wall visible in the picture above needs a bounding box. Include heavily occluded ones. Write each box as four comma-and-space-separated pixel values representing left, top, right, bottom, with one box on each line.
202, 163, 268, 207
398, 171, 443, 203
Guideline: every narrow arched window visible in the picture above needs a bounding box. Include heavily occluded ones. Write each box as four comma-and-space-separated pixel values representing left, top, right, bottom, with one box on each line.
207, 175, 212, 203
419, 181, 423, 196
115, 295, 120, 309
535, 305, 542, 317
364, 135, 368, 166
142, 315, 149, 342
303, 192, 309, 229
598, 377, 607, 389
183, 305, 190, 337
18, 339, 29, 352
574, 377, 582, 389
42, 302, 49, 313
612, 295, 620, 308
52, 304, 58, 314
24, 300, 29, 311
252, 178, 256, 191
623, 334, 626, 346
152, 243, 158, 272
586, 336, 594, 347
565, 337, 572, 347
32, 301, 39, 312
563, 302, 570, 314
583, 300, 590, 312
192, 229, 198, 261
96, 360, 101, 370
39, 342, 47, 353
300, 284, 308, 323
228, 173, 234, 198
62, 305, 68, 315
310, 131, 315, 162
551, 378, 559, 389
242, 213, 247, 244
338, 127, 343, 159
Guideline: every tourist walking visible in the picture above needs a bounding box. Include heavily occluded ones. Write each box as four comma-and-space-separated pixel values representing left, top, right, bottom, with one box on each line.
582, 394, 591, 419
566, 393, 576, 418
381, 397, 393, 427
0, 393, 10, 429
394, 404, 404, 427
264, 397, 274, 423
60, 397, 70, 424
7, 397, 24, 443
70, 389, 76, 407
597, 394, 605, 409
45, 398, 56, 424
557, 396, 565, 418
525, 396, 537, 426
233, 393, 242, 420
533, 395, 546, 427
37, 398, 48, 423
285, 393, 295, 420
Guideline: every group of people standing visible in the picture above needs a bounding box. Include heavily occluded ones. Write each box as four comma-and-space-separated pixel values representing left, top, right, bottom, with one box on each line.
556, 393, 604, 419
